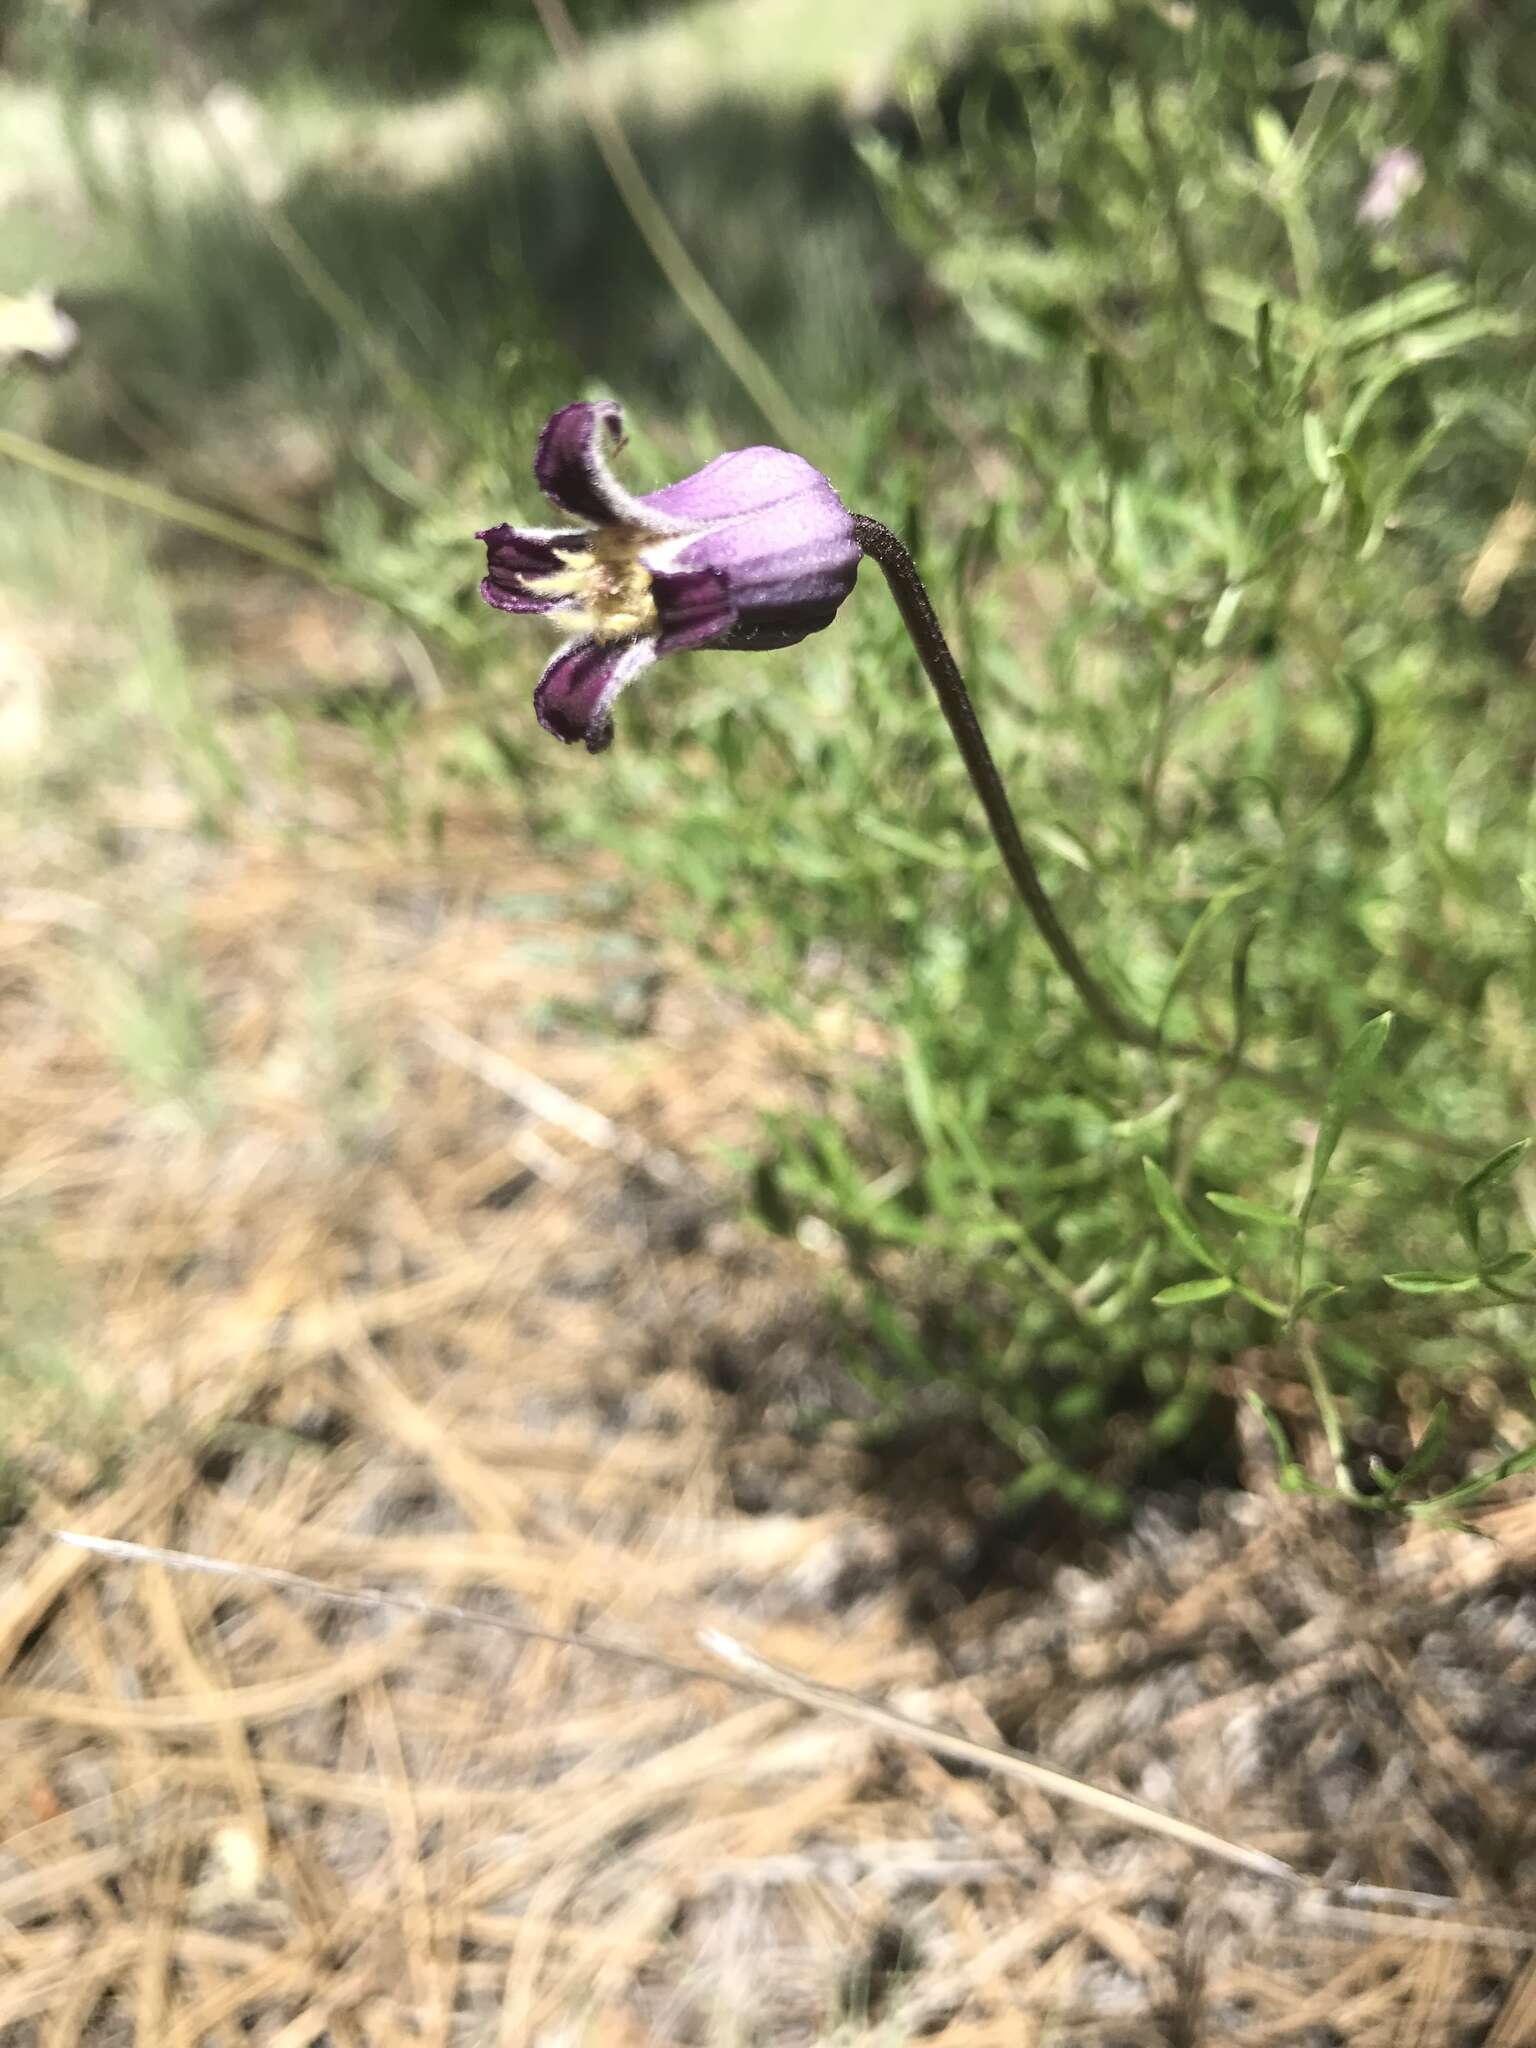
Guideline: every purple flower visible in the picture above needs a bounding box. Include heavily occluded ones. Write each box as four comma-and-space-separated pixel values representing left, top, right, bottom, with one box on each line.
477, 400, 861, 752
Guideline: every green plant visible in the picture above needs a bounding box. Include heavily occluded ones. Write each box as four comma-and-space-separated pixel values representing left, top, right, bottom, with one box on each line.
90, 933, 217, 1118
567, 0, 1536, 1514
7, 0, 1535, 1518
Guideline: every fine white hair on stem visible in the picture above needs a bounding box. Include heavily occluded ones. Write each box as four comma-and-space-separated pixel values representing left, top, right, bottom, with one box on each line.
50, 1530, 1536, 1953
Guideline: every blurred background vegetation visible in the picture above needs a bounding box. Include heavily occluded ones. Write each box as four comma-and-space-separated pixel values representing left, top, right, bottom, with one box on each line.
3, 0, 1534, 1524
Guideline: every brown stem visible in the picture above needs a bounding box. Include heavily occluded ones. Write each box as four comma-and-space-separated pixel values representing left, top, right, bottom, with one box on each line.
853, 513, 1158, 1052
850, 518, 1491, 1161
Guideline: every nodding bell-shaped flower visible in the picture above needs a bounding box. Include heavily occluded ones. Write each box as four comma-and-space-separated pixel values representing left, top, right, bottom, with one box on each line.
477, 400, 861, 752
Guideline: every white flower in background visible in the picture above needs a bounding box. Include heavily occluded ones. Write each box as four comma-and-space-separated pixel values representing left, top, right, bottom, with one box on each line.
0, 287, 79, 369
1356, 147, 1425, 228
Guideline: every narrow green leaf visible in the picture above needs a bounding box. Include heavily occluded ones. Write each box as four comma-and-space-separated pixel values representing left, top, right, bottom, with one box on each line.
1253, 298, 1274, 389
1155, 880, 1261, 1042
898, 1037, 943, 1154
1361, 411, 1461, 559
1301, 410, 1333, 485
1228, 914, 1262, 1066
1203, 583, 1245, 650
1251, 106, 1291, 170
1204, 266, 1300, 334
1207, 1192, 1299, 1232
1393, 1402, 1449, 1491
1246, 1391, 1295, 1472
1340, 314, 1514, 451
1295, 1281, 1346, 1314
1332, 446, 1373, 554
1143, 1158, 1223, 1273
961, 293, 1049, 360
1340, 358, 1411, 450
1393, 307, 1519, 365
1033, 822, 1096, 873
1087, 349, 1118, 477
856, 812, 973, 870
860, 1286, 931, 1383
1233, 1279, 1290, 1318
1300, 1012, 1393, 1229
1153, 1275, 1235, 1307
1429, 1440, 1536, 1510
1453, 1139, 1529, 1258
1308, 671, 1376, 818
1330, 274, 1467, 353
1383, 1269, 1480, 1295
1458, 1139, 1528, 1202
1484, 1250, 1535, 1279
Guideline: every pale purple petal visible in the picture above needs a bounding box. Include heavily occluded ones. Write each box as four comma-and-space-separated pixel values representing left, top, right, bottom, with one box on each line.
641, 467, 860, 644
640, 446, 838, 526
534, 401, 693, 534
533, 634, 657, 753
673, 522, 858, 615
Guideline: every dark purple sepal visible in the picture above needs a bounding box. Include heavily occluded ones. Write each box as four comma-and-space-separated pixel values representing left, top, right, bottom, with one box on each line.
715, 594, 847, 649
477, 523, 588, 576
478, 523, 589, 611
713, 618, 827, 652
532, 634, 657, 752
479, 577, 565, 616
651, 566, 736, 655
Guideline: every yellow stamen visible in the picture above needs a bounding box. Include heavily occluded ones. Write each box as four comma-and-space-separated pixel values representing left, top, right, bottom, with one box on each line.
526, 529, 659, 642
523, 566, 590, 598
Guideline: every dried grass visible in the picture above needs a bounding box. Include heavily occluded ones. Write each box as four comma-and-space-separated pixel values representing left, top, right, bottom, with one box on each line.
2, 605, 1535, 2043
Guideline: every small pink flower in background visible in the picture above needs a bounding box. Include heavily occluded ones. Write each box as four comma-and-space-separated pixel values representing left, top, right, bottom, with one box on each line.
478, 401, 860, 754
1356, 147, 1424, 227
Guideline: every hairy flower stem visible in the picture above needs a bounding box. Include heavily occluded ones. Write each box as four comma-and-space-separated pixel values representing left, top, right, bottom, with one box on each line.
852, 520, 1491, 1159
853, 514, 1158, 1053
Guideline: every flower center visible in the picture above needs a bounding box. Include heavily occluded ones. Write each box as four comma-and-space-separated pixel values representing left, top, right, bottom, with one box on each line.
526, 531, 658, 643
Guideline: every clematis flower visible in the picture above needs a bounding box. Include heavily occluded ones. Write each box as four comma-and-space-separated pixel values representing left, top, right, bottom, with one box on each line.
477, 400, 861, 752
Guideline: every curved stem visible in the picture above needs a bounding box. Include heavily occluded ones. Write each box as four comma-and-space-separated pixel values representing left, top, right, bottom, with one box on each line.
0, 425, 334, 584
853, 513, 1158, 1052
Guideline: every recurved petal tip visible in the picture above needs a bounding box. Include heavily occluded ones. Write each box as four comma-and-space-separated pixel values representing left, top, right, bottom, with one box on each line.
533, 400, 700, 536
534, 402, 624, 519
533, 634, 658, 752
478, 522, 591, 614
